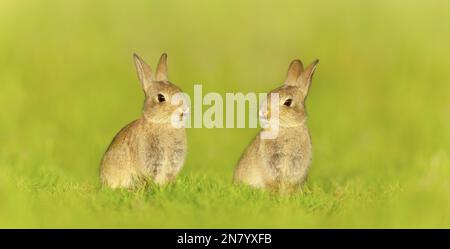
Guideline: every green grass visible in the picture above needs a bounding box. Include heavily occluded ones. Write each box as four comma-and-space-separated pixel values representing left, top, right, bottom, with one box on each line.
1, 0, 450, 228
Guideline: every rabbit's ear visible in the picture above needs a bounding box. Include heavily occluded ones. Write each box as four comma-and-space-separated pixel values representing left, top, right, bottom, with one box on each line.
298, 59, 319, 96
155, 53, 168, 82
284, 59, 304, 86
133, 53, 154, 90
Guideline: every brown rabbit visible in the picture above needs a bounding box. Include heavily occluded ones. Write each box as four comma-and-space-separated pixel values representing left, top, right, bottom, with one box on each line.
233, 58, 319, 193
100, 53, 188, 189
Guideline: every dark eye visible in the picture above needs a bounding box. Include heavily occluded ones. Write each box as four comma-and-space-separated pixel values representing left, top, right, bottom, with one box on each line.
157, 93, 166, 102
283, 99, 293, 107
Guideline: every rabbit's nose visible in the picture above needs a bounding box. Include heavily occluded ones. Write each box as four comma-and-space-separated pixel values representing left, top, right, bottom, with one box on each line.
259, 109, 270, 119
259, 110, 266, 117
180, 106, 190, 116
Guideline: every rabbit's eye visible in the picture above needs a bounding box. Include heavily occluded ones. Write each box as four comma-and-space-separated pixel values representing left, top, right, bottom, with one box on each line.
157, 94, 166, 102
283, 99, 293, 107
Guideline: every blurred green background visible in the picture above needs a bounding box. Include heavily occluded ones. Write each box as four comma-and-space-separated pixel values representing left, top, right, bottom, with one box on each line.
1, 0, 449, 228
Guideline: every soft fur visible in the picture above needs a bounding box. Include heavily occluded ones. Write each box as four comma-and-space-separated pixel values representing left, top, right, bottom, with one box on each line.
233, 58, 319, 193
100, 53, 188, 188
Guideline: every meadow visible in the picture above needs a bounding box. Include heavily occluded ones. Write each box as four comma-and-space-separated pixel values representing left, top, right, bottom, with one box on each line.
0, 0, 449, 228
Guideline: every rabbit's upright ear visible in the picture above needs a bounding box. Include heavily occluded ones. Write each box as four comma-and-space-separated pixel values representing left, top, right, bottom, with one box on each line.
133, 53, 154, 91
284, 59, 304, 86
155, 53, 168, 82
298, 59, 319, 96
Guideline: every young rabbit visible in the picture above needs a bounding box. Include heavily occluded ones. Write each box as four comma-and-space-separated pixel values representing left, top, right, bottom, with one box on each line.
100, 53, 188, 189
233, 58, 319, 193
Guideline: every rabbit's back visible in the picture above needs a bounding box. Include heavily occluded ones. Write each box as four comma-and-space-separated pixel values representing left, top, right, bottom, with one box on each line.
100, 120, 141, 188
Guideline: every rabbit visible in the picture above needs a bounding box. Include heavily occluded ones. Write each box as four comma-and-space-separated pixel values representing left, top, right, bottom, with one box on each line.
233, 58, 319, 193
100, 53, 189, 189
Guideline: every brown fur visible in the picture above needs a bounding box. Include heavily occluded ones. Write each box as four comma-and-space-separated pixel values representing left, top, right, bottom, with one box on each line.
233, 58, 319, 193
100, 53, 188, 188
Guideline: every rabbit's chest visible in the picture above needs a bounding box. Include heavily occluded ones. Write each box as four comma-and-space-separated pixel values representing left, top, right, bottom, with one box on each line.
263, 140, 302, 166
138, 132, 186, 175
260, 132, 311, 178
